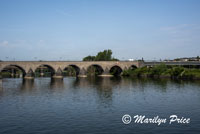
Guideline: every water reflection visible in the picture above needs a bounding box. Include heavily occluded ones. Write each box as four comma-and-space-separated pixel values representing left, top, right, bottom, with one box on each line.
69, 76, 200, 93
0, 79, 2, 86
50, 78, 64, 89
1, 77, 200, 94
0, 79, 3, 96
72, 77, 117, 108
20, 78, 66, 93
73, 76, 122, 89
21, 79, 34, 90
72, 77, 174, 93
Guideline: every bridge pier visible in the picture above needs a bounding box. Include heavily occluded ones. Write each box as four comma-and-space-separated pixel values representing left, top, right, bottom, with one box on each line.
40, 68, 44, 77
78, 68, 87, 77
52, 68, 63, 79
24, 69, 34, 79
99, 67, 113, 77
11, 68, 15, 78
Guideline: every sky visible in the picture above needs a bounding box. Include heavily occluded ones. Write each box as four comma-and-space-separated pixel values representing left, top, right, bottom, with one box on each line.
0, 0, 200, 61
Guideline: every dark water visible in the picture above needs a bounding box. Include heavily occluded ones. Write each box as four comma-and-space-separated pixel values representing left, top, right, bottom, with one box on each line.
0, 77, 200, 134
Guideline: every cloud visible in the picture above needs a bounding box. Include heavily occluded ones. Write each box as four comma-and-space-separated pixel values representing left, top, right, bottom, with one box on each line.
0, 40, 9, 47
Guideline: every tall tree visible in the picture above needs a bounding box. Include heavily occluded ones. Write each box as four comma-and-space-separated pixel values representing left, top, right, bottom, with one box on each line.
82, 49, 119, 61
95, 49, 112, 61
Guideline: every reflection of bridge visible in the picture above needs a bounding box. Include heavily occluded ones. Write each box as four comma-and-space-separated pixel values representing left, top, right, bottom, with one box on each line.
0, 61, 200, 79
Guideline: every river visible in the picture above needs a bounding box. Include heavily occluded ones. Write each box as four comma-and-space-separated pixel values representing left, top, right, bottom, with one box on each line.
0, 77, 200, 134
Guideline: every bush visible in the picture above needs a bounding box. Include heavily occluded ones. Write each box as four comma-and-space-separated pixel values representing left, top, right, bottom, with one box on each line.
170, 67, 185, 77
182, 69, 200, 79
150, 64, 168, 76
122, 67, 149, 77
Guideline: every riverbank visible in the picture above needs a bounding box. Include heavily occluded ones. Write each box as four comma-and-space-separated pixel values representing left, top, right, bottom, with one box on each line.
122, 64, 200, 80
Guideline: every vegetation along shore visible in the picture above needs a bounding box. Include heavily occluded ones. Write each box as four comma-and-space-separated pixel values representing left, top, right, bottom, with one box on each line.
122, 64, 200, 80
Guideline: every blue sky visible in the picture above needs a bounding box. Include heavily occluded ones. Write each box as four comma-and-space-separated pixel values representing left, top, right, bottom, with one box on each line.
0, 0, 200, 61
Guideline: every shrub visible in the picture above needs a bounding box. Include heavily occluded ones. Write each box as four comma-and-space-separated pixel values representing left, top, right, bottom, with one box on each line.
170, 67, 185, 77
150, 64, 168, 76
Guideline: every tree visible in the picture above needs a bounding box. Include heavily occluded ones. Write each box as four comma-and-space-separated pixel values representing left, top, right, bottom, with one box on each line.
95, 50, 112, 61
82, 49, 119, 61
83, 55, 96, 61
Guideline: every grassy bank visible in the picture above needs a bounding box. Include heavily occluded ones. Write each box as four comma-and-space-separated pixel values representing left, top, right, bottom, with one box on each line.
122, 64, 200, 80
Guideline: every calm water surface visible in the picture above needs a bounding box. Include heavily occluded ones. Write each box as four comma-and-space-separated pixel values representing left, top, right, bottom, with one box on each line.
0, 77, 200, 134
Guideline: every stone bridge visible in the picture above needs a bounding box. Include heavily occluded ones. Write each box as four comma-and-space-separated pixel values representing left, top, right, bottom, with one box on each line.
1, 61, 200, 79
0, 61, 143, 79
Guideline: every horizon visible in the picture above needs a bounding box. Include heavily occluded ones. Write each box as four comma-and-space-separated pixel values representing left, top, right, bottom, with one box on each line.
0, 0, 200, 61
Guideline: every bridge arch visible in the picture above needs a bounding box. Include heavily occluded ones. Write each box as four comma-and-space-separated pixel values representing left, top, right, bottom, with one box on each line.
63, 65, 80, 76
129, 65, 138, 70
0, 64, 26, 78
87, 64, 104, 76
35, 64, 55, 77
109, 65, 123, 76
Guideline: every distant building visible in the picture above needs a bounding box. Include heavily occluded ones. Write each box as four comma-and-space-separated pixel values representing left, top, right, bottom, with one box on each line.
128, 59, 134, 61
174, 57, 200, 62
